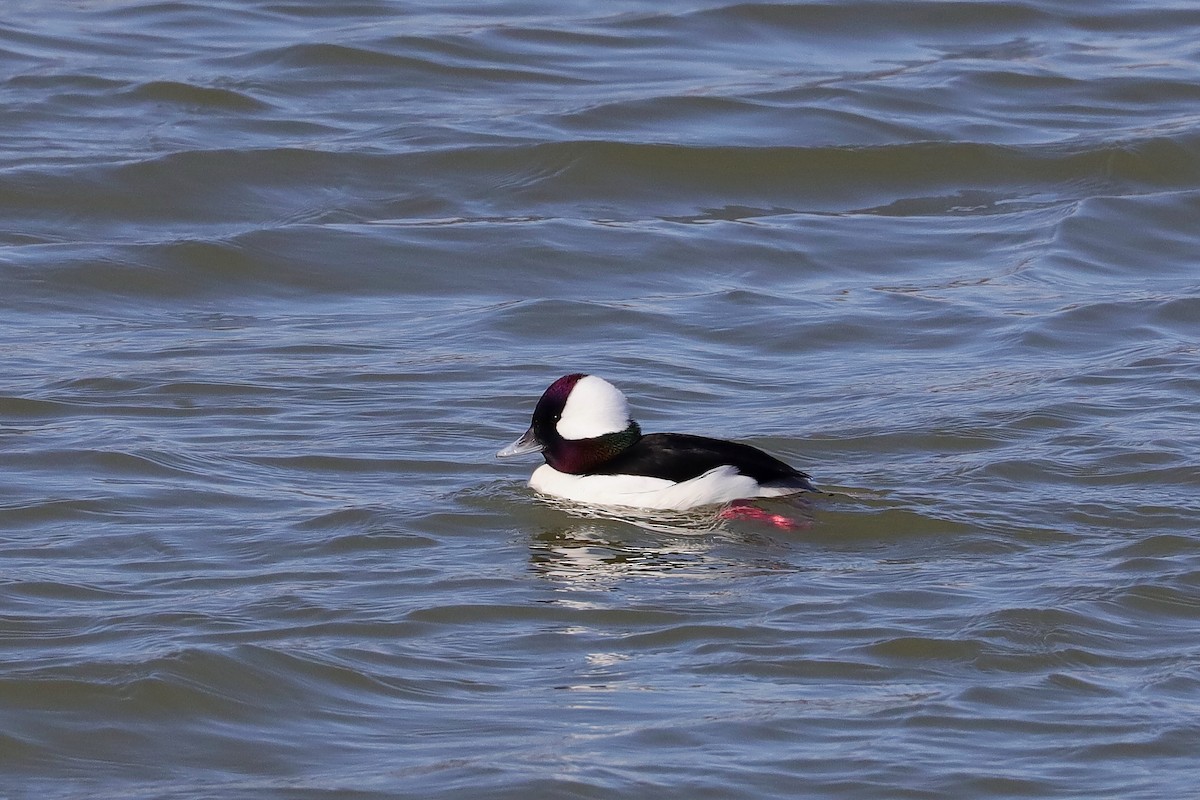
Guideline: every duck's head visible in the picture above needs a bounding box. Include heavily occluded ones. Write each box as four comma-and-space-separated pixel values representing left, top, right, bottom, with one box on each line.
497, 373, 641, 474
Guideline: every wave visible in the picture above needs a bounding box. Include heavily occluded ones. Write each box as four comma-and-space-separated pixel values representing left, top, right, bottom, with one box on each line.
3, 131, 1197, 229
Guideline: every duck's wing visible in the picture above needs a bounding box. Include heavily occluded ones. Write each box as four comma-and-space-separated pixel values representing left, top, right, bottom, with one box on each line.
592, 432, 814, 490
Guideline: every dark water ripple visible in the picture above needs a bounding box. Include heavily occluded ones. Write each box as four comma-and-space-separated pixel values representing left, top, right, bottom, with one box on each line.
3, 0, 1200, 798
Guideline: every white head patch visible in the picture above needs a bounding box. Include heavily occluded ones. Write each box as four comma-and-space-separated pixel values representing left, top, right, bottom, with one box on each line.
556, 375, 632, 440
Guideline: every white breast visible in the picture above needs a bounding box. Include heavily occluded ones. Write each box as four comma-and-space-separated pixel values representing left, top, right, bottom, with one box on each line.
529, 464, 764, 511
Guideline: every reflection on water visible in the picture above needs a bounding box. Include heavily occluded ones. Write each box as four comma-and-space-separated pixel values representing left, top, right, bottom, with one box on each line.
530, 523, 725, 584
526, 496, 822, 584
530, 494, 733, 534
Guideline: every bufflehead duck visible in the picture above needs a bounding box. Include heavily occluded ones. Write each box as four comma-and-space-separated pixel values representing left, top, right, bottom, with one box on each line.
497, 374, 815, 510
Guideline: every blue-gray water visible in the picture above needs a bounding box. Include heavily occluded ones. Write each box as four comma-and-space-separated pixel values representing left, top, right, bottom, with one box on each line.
3, 1, 1199, 797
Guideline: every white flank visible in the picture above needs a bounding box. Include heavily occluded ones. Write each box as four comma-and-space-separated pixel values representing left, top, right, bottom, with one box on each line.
556, 375, 632, 440
529, 464, 765, 511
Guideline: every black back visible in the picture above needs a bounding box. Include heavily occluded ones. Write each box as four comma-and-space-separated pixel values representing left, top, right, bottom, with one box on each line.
589, 432, 812, 488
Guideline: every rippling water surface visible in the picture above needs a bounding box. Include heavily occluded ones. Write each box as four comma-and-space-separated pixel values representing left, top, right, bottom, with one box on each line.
3, 1, 1199, 797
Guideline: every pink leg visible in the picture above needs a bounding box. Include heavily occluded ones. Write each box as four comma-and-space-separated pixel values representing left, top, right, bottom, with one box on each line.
718, 499, 808, 530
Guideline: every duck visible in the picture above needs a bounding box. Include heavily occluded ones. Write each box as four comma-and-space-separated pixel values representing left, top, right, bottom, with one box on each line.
497, 374, 815, 510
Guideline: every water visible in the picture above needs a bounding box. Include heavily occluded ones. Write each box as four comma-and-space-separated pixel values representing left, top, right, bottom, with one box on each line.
2, 1, 1199, 797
